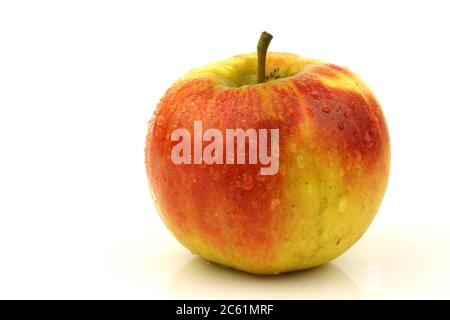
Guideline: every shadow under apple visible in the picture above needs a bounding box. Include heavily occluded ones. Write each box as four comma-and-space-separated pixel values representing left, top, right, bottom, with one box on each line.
164, 257, 362, 299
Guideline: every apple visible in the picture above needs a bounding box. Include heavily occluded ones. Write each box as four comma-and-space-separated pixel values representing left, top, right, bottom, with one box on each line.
145, 32, 390, 274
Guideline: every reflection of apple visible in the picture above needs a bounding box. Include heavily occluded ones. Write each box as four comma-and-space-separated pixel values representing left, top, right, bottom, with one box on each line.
145, 32, 390, 274
165, 258, 362, 299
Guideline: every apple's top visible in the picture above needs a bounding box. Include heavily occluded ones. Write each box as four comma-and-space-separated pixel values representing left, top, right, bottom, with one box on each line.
176, 52, 322, 88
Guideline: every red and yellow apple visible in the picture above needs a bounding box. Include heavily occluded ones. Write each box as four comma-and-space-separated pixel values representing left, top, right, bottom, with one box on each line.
145, 33, 390, 274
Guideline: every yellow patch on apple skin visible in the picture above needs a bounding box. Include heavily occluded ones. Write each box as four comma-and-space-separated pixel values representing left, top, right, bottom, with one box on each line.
268, 142, 387, 273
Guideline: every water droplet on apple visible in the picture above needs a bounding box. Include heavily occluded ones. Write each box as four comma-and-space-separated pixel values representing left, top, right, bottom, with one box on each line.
338, 195, 348, 212
206, 111, 213, 119
270, 198, 281, 211
156, 115, 165, 126
288, 108, 295, 116
338, 122, 345, 131
306, 108, 314, 119
241, 173, 254, 191
347, 100, 356, 110
344, 111, 350, 119
296, 155, 305, 168
355, 150, 363, 167
288, 143, 296, 153
255, 175, 266, 183
306, 183, 314, 194
363, 131, 374, 149
310, 92, 320, 100
321, 107, 331, 113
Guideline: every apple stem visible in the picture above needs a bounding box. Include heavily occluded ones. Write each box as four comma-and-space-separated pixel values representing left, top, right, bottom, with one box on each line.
257, 31, 273, 84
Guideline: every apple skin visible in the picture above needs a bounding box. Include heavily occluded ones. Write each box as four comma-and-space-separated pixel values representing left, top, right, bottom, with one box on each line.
145, 53, 390, 275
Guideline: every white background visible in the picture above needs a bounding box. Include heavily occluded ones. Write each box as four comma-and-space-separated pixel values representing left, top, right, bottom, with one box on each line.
0, 0, 449, 299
